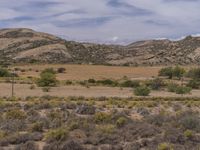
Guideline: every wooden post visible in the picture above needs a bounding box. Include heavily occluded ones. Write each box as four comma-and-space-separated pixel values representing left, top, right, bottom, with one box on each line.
11, 70, 15, 97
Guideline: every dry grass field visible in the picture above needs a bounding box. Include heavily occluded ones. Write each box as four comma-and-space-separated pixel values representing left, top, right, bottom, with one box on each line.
12, 64, 161, 80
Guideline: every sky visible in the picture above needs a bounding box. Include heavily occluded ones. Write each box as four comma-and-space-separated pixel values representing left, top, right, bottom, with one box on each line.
1, 0, 200, 44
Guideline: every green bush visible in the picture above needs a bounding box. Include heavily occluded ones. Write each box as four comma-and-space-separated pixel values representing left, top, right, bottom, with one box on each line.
187, 79, 200, 89
184, 130, 193, 139
186, 68, 200, 79
175, 86, 191, 94
94, 112, 111, 123
180, 114, 200, 132
158, 143, 173, 150
159, 66, 185, 79
97, 79, 118, 86
0, 68, 11, 77
45, 128, 69, 142
149, 78, 165, 90
173, 66, 185, 79
120, 80, 140, 88
159, 67, 173, 79
167, 83, 178, 92
116, 117, 127, 127
134, 86, 150, 96
41, 68, 56, 75
88, 79, 96, 84
37, 71, 57, 87
5, 109, 27, 120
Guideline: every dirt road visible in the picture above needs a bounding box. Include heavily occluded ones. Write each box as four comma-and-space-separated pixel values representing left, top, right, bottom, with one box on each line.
1, 83, 200, 98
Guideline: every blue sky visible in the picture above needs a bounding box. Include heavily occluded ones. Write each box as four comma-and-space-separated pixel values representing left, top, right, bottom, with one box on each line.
1, 0, 200, 44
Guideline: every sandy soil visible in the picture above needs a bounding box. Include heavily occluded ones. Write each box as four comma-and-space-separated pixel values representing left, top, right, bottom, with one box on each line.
12, 64, 161, 80
1, 83, 200, 98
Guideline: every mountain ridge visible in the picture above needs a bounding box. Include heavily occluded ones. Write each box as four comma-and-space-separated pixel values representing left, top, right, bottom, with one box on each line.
1, 28, 200, 66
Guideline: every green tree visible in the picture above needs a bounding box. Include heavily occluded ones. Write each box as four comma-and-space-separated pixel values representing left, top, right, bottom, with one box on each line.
173, 66, 185, 79
37, 71, 57, 87
0, 68, 10, 77
158, 67, 173, 79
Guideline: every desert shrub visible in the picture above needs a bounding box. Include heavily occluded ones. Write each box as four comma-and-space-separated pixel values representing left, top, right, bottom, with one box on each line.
61, 140, 84, 150
76, 104, 96, 115
57, 67, 66, 73
45, 128, 69, 142
179, 113, 200, 132
30, 122, 43, 132
97, 124, 115, 134
159, 66, 185, 79
167, 83, 178, 92
5, 109, 26, 120
37, 71, 57, 87
0, 68, 11, 77
0, 130, 7, 139
158, 143, 173, 150
88, 78, 96, 84
42, 87, 51, 92
134, 86, 150, 96
97, 79, 118, 86
120, 80, 140, 88
29, 84, 36, 90
186, 68, 200, 79
184, 130, 193, 139
159, 67, 173, 79
149, 78, 165, 90
116, 117, 127, 127
186, 79, 200, 89
175, 86, 191, 94
65, 80, 73, 85
41, 68, 56, 75
94, 112, 112, 123
14, 141, 38, 150
173, 66, 185, 79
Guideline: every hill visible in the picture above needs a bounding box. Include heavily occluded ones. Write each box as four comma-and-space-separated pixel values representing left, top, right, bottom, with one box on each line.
1, 28, 200, 66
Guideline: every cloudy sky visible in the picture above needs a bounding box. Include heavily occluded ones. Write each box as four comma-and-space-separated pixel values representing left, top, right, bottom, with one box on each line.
1, 0, 200, 44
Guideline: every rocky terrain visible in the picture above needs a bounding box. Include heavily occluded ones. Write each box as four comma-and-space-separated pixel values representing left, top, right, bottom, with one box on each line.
1, 28, 200, 66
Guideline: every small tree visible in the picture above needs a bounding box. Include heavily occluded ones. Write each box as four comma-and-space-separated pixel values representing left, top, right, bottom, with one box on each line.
37, 70, 57, 87
158, 67, 173, 79
186, 68, 200, 79
173, 66, 185, 79
0, 68, 10, 77
134, 86, 150, 96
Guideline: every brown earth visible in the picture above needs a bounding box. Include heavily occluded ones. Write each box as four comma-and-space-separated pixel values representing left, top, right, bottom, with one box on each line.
13, 64, 160, 80
1, 83, 200, 98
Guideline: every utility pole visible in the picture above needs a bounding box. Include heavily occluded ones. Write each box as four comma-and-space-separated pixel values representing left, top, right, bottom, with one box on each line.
11, 70, 15, 97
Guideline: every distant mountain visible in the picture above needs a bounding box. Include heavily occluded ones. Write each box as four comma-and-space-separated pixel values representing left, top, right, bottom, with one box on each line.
1, 28, 200, 66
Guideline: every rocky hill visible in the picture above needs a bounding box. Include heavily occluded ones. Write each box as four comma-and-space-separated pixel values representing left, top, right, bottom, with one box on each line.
1, 28, 200, 66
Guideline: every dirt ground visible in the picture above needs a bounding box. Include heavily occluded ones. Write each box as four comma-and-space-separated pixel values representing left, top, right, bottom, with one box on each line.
12, 64, 161, 80
1, 83, 200, 98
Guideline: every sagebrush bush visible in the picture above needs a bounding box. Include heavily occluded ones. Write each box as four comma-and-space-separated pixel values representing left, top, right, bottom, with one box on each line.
94, 112, 112, 123
186, 79, 200, 89
158, 143, 173, 150
120, 80, 140, 88
134, 86, 150, 96
167, 82, 178, 92
116, 117, 127, 127
5, 109, 26, 120
45, 128, 68, 142
175, 86, 191, 94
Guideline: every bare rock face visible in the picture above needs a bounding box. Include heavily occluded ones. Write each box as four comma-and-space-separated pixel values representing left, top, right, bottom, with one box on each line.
1, 28, 200, 66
